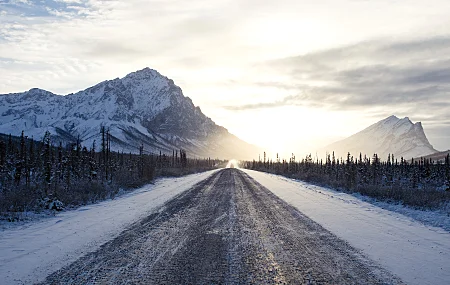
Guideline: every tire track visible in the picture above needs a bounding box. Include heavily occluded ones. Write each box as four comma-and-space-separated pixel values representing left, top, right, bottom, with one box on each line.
41, 169, 403, 284
235, 170, 403, 284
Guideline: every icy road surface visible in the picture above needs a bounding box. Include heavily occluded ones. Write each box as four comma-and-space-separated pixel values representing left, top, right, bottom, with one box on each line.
42, 169, 400, 284
1, 168, 448, 284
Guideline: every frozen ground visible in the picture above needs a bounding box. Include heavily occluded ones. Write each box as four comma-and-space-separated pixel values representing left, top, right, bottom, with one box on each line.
242, 169, 450, 285
0, 169, 218, 285
353, 193, 450, 232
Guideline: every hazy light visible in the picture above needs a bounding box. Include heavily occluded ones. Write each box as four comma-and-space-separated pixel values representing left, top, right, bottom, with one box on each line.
226, 159, 239, 168
1, 0, 449, 154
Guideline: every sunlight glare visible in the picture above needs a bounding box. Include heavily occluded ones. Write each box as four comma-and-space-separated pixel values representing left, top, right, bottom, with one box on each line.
213, 105, 374, 161
226, 159, 239, 168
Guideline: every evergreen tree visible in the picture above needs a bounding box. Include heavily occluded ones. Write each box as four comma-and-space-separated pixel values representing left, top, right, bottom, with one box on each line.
42, 131, 52, 195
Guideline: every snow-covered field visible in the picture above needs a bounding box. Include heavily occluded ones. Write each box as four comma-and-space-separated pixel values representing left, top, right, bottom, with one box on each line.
0, 169, 218, 285
242, 169, 450, 285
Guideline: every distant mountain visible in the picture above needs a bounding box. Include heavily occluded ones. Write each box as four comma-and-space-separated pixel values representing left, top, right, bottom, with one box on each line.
0, 67, 258, 160
322, 115, 438, 160
415, 150, 450, 163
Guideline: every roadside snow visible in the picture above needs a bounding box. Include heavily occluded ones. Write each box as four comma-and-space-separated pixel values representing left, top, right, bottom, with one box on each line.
0, 169, 218, 285
352, 193, 450, 232
243, 169, 450, 285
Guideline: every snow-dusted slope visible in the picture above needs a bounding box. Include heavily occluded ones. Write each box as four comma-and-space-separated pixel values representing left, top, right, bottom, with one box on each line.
0, 68, 257, 159
323, 115, 437, 160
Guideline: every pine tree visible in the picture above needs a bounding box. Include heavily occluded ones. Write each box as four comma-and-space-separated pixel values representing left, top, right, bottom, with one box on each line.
42, 131, 52, 196
445, 154, 450, 191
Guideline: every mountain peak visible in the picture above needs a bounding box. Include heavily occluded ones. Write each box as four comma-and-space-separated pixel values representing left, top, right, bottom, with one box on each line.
0, 68, 258, 160
125, 67, 161, 79
324, 116, 437, 159
400, 116, 411, 123
383, 115, 413, 124
383, 115, 413, 123
21, 88, 56, 101
414, 121, 424, 130
27, 88, 52, 95
385, 115, 399, 121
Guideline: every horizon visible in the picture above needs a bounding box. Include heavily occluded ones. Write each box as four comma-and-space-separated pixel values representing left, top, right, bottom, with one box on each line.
1, 0, 450, 156
0, 68, 444, 160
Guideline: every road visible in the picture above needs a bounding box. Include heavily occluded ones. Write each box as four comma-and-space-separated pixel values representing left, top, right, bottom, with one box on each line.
42, 169, 402, 284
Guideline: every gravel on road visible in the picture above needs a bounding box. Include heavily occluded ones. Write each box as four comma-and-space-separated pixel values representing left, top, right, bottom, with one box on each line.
42, 169, 403, 284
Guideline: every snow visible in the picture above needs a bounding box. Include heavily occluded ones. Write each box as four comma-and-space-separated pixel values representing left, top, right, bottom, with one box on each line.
243, 169, 450, 285
324, 115, 436, 159
0, 68, 174, 144
2, 168, 448, 284
352, 193, 450, 232
0, 169, 218, 285
0, 67, 223, 156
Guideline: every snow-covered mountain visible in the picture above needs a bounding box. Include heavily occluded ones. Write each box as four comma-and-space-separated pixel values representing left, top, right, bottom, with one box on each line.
0, 68, 258, 159
322, 115, 437, 160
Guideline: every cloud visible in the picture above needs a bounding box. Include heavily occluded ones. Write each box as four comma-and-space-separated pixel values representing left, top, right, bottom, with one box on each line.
219, 36, 450, 150
223, 93, 314, 110
224, 37, 450, 116
83, 41, 147, 59
0, 0, 252, 95
1, 0, 450, 152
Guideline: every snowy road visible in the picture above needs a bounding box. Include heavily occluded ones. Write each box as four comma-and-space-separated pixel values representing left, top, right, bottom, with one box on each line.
243, 169, 450, 285
41, 169, 400, 284
1, 168, 449, 284
0, 170, 219, 285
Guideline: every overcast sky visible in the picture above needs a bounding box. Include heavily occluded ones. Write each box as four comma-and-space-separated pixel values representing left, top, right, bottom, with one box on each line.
1, 0, 450, 157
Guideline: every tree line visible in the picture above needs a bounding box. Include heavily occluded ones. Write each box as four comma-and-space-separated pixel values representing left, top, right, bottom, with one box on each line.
242, 151, 450, 210
0, 128, 223, 217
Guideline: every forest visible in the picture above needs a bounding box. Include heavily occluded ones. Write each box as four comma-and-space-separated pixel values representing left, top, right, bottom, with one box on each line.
242, 151, 450, 210
0, 128, 223, 220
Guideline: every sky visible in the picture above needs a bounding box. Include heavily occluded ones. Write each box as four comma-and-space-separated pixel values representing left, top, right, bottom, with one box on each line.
1, 0, 450, 158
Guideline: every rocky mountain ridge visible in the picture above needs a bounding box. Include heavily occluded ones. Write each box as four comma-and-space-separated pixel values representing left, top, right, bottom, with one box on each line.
323, 115, 437, 160
0, 68, 258, 159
